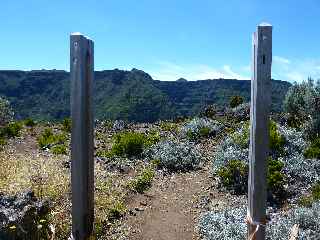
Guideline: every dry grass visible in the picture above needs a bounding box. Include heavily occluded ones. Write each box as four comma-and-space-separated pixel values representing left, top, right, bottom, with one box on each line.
0, 126, 137, 239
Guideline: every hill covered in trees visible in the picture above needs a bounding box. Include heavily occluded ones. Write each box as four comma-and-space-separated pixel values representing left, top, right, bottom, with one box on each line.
0, 69, 291, 122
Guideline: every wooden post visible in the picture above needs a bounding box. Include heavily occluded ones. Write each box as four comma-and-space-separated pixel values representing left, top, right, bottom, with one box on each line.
248, 23, 272, 240
70, 33, 94, 240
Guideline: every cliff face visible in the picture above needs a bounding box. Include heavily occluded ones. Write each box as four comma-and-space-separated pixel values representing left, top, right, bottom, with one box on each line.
0, 69, 291, 122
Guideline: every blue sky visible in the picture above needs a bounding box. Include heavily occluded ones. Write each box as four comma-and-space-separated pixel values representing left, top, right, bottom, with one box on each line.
1, 0, 320, 82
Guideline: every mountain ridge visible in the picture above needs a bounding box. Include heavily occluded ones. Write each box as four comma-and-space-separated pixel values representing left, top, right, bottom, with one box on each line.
0, 68, 291, 122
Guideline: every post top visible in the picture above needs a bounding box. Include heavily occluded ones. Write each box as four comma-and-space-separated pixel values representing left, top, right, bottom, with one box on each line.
71, 32, 93, 41
259, 22, 272, 27
71, 32, 83, 36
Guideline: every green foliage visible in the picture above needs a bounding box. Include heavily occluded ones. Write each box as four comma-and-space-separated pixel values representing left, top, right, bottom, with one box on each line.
159, 121, 178, 132
299, 195, 313, 207
231, 122, 250, 148
269, 121, 286, 154
150, 159, 161, 168
298, 182, 320, 207
107, 201, 126, 222
217, 160, 248, 194
0, 122, 22, 138
267, 158, 286, 200
37, 128, 67, 149
199, 127, 211, 138
283, 79, 316, 128
109, 132, 146, 157
144, 130, 161, 148
312, 182, 320, 200
51, 144, 67, 155
304, 138, 320, 159
218, 158, 286, 201
61, 118, 71, 132
24, 118, 36, 127
229, 95, 244, 108
128, 167, 155, 193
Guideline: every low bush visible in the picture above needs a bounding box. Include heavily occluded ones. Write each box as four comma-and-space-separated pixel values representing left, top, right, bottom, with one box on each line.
24, 118, 36, 127
145, 140, 202, 172
128, 167, 155, 193
0, 122, 23, 138
159, 121, 178, 132
107, 201, 126, 222
217, 159, 248, 194
269, 121, 286, 155
37, 128, 67, 149
304, 138, 320, 159
217, 157, 286, 202
312, 182, 320, 200
61, 118, 71, 132
198, 202, 320, 239
180, 117, 222, 141
0, 97, 14, 127
51, 145, 67, 155
109, 132, 146, 157
229, 95, 244, 108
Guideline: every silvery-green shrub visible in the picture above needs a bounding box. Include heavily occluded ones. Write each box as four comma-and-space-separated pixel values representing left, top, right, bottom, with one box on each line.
198, 202, 320, 240
145, 140, 202, 171
0, 96, 14, 126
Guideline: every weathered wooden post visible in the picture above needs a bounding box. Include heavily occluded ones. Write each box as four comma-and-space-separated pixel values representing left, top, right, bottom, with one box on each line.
70, 33, 94, 240
247, 23, 272, 240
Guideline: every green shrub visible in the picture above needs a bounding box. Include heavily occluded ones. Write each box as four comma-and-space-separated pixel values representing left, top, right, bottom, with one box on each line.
0, 122, 23, 138
269, 121, 285, 154
144, 130, 161, 148
128, 167, 155, 193
51, 145, 67, 155
304, 138, 320, 159
159, 122, 178, 132
231, 122, 250, 148
0, 137, 6, 148
229, 95, 244, 108
218, 158, 286, 201
299, 195, 313, 207
217, 160, 248, 194
62, 118, 71, 132
37, 128, 67, 149
267, 158, 286, 200
24, 118, 36, 127
107, 201, 126, 222
312, 182, 320, 200
109, 132, 147, 157
199, 127, 211, 138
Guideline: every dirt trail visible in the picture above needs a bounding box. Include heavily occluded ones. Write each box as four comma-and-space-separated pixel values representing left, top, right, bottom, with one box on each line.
124, 164, 215, 240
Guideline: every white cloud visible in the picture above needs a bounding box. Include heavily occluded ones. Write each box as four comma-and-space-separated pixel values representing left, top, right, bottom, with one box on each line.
273, 56, 291, 64
272, 57, 320, 82
148, 62, 249, 81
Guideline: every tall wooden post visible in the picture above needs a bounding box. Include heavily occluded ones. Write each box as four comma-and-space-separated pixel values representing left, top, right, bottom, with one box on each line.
248, 23, 272, 240
70, 33, 94, 240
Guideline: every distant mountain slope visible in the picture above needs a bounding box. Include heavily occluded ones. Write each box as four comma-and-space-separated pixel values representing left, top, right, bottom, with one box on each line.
0, 69, 291, 122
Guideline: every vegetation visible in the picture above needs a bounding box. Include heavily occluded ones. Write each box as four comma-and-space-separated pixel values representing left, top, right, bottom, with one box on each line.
61, 117, 71, 132
37, 128, 67, 150
0, 121, 23, 138
217, 160, 248, 194
24, 118, 36, 127
269, 121, 286, 154
0, 96, 14, 126
304, 137, 320, 159
229, 95, 244, 108
51, 144, 67, 155
128, 167, 155, 193
0, 69, 290, 122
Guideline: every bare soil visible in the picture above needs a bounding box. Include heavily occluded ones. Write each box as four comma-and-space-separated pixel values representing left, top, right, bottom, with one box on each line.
123, 165, 215, 240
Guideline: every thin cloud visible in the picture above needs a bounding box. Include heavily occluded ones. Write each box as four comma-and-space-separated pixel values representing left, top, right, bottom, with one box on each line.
148, 62, 249, 81
273, 56, 291, 64
272, 57, 320, 82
